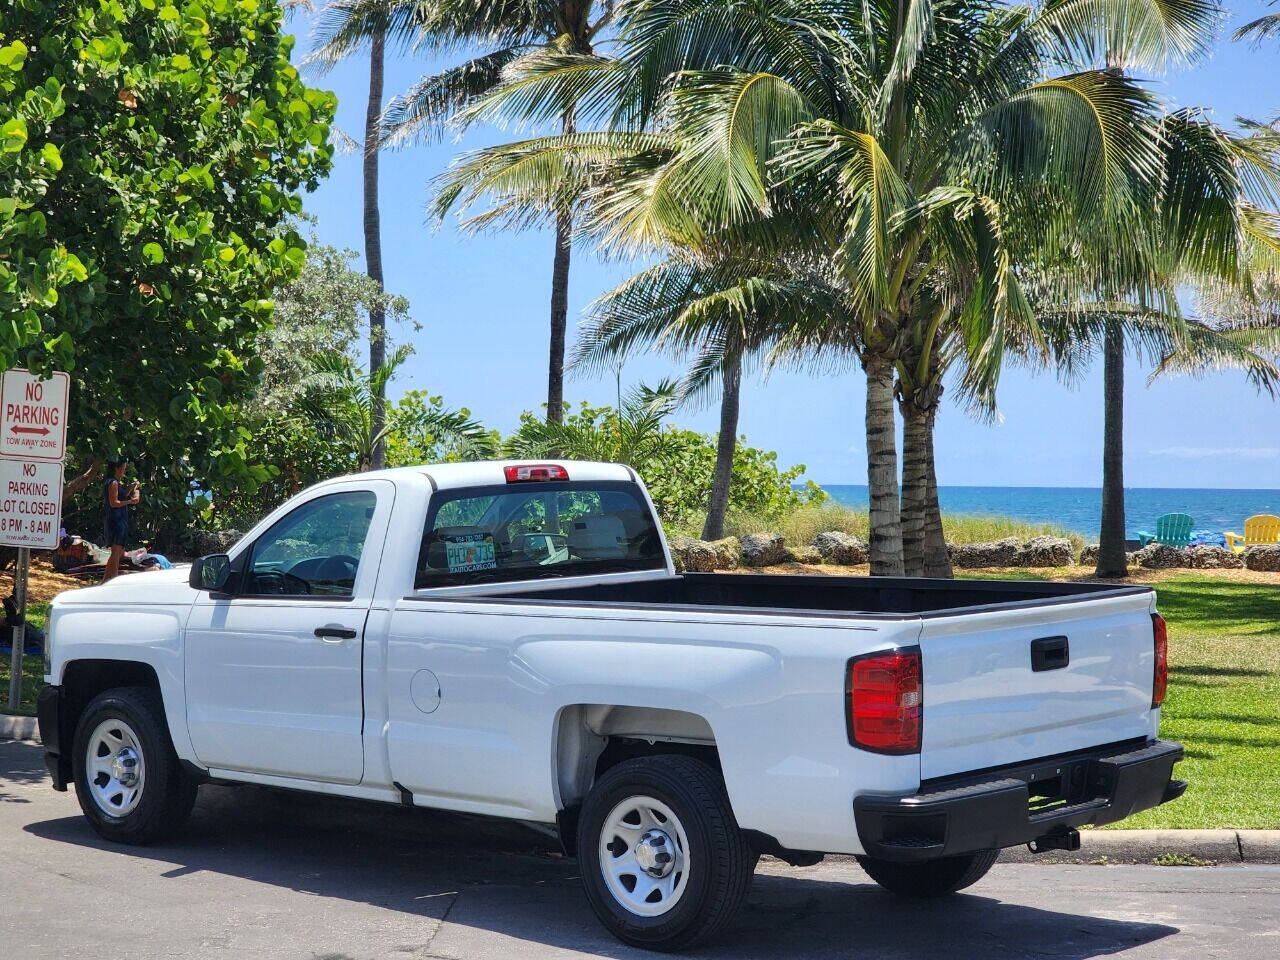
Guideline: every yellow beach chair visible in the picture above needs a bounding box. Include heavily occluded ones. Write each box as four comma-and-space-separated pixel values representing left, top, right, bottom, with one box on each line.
1224, 514, 1280, 554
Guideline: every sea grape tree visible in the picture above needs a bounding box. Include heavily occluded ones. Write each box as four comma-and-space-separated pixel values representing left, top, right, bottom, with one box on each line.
0, 0, 335, 539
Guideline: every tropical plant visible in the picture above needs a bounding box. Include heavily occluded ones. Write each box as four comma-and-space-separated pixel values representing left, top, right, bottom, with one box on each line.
572, 252, 762, 540
441, 0, 1262, 575
507, 381, 679, 465
506, 385, 818, 527
299, 347, 495, 472
384, 390, 502, 466
314, 0, 623, 427
3, 0, 335, 547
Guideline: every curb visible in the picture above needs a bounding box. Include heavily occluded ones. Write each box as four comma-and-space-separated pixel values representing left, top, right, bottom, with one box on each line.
996, 829, 1280, 865
0, 714, 38, 741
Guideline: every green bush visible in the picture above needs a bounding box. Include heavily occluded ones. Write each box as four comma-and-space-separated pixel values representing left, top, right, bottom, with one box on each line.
642, 429, 825, 530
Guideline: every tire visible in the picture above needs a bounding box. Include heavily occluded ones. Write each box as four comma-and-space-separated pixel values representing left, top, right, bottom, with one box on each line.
72, 686, 198, 844
576, 755, 756, 951
856, 848, 1000, 897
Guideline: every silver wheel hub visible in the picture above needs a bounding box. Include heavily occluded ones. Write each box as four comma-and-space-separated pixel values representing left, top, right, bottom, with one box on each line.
85, 718, 146, 817
634, 829, 676, 878
111, 747, 141, 787
598, 795, 689, 917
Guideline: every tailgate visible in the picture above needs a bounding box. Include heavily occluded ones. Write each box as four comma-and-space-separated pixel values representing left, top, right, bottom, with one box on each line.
918, 590, 1158, 780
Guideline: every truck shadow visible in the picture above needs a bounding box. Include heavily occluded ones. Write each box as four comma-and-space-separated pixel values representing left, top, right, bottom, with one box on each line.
21, 775, 1176, 960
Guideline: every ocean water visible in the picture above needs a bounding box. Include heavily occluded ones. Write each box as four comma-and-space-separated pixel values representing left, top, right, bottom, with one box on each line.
818, 485, 1280, 541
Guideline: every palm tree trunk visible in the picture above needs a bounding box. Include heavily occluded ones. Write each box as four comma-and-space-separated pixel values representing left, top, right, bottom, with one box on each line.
546, 109, 576, 426
921, 407, 953, 578
363, 23, 387, 471
865, 354, 904, 576
899, 400, 928, 577
1096, 319, 1128, 577
701, 351, 742, 541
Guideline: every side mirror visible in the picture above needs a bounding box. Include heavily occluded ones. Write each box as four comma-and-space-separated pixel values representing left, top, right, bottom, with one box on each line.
189, 554, 232, 593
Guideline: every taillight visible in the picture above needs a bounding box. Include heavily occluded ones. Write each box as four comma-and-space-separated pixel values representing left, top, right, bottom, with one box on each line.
504, 463, 569, 483
1152, 613, 1168, 708
846, 647, 922, 754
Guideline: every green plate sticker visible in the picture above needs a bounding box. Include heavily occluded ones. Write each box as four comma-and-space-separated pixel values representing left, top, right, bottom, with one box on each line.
445, 533, 496, 573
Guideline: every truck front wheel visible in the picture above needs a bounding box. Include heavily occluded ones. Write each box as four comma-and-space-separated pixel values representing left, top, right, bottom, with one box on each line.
577, 755, 756, 951
856, 848, 1000, 897
72, 686, 198, 845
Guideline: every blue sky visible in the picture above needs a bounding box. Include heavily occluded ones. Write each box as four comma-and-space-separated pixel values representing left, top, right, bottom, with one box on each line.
288, 3, 1280, 489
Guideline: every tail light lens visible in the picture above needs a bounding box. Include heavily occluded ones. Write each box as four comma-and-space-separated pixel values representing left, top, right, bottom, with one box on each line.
1152, 613, 1168, 708
847, 647, 922, 754
504, 463, 569, 483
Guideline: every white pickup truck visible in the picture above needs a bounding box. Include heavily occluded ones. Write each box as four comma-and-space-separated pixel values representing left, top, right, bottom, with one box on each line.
38, 461, 1184, 950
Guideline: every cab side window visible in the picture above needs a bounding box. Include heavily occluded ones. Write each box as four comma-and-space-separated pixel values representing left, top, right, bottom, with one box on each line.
245, 491, 377, 597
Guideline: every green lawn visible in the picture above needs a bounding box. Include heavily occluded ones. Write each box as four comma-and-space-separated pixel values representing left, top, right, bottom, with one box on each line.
1123, 577, 1280, 829
0, 601, 50, 716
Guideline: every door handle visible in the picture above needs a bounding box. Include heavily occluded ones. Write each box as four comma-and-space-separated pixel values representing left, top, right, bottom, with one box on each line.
1030, 635, 1070, 672
315, 626, 357, 641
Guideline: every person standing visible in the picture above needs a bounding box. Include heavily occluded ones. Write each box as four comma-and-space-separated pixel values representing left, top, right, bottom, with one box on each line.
102, 459, 140, 582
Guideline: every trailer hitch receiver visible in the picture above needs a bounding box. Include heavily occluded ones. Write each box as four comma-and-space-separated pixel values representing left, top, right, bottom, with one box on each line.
1027, 828, 1081, 854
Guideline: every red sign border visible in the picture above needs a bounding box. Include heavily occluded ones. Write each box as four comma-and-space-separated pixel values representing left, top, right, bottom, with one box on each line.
0, 368, 70, 463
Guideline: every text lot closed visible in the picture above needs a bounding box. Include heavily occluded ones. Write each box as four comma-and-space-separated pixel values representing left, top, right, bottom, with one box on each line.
0, 458, 63, 549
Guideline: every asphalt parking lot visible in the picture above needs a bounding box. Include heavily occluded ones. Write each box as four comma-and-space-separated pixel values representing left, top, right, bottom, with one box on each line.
2, 738, 1276, 960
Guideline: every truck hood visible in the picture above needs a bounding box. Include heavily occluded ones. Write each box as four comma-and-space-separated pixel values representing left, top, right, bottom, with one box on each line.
55, 565, 196, 606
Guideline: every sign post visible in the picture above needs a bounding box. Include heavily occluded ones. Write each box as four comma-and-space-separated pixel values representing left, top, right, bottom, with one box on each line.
2, 369, 69, 713
7, 547, 28, 712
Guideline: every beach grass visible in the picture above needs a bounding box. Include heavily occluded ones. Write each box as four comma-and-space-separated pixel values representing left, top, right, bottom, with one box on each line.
678, 502, 1086, 553
964, 571, 1279, 829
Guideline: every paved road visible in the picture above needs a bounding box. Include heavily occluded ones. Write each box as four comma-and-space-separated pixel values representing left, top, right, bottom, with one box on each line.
2, 739, 1276, 960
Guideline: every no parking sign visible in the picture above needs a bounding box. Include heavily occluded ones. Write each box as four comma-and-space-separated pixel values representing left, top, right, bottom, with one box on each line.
0, 368, 69, 462
3, 367, 69, 711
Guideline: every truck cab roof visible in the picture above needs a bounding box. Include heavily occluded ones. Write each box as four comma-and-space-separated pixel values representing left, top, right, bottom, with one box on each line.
308, 460, 638, 495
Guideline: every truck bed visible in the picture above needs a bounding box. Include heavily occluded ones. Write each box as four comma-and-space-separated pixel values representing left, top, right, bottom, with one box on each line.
475, 572, 1152, 618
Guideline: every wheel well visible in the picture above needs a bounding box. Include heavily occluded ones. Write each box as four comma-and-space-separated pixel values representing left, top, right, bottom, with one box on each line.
553, 704, 721, 855
61, 659, 161, 745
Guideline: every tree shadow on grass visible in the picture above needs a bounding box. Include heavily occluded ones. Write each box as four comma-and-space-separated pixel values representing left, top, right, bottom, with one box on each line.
1169, 665, 1270, 679
1155, 582, 1280, 636
18, 775, 1179, 960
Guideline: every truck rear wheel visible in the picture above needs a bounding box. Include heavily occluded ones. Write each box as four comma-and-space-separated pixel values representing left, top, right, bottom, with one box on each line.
72, 687, 198, 845
577, 755, 755, 951
856, 848, 999, 897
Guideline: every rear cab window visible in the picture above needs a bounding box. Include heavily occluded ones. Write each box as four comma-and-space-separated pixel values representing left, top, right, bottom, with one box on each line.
415, 481, 666, 588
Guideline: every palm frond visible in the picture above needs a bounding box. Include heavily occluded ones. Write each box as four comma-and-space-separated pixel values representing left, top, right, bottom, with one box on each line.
1029, 0, 1223, 72
450, 49, 630, 133
1232, 4, 1280, 45
380, 48, 528, 147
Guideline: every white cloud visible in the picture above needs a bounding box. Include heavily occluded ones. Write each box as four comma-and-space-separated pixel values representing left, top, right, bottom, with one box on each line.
1149, 446, 1280, 460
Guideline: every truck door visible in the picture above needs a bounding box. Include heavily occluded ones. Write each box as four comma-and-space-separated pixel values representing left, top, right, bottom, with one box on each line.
184, 480, 394, 784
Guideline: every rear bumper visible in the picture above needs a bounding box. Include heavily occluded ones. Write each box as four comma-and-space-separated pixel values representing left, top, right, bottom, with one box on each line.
37, 684, 69, 791
855, 739, 1185, 862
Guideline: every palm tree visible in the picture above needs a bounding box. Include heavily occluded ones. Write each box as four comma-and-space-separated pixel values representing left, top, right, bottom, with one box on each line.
573, 256, 764, 541
299, 1, 398, 467
313, 0, 622, 427
426, 0, 1268, 577
1235, 1, 1280, 45
299, 347, 495, 470
430, 0, 1203, 573
1086, 110, 1280, 576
